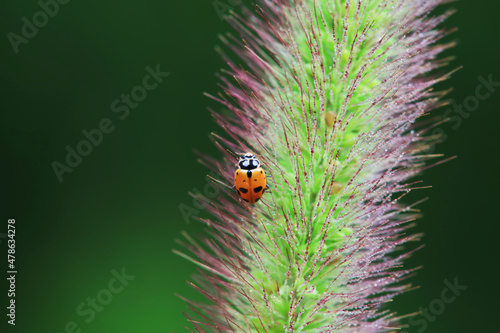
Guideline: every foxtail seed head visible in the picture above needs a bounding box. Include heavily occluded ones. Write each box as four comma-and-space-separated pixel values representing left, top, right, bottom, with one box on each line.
178, 0, 454, 331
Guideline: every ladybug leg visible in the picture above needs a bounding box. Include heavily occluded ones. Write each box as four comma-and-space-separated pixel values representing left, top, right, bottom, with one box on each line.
232, 185, 236, 190
264, 184, 271, 193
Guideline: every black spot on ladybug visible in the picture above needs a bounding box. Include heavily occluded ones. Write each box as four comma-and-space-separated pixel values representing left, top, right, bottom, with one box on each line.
237, 190, 241, 196
255, 198, 261, 202
237, 172, 239, 175
239, 187, 248, 194
254, 179, 257, 181
242, 198, 250, 202
254, 186, 263, 193
260, 171, 263, 174
247, 170, 252, 178
243, 180, 246, 182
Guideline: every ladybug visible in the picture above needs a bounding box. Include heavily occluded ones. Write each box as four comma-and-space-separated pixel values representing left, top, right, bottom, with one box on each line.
233, 153, 269, 204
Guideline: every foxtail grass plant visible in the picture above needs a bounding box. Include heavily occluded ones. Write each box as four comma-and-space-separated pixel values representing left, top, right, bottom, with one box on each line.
176, 0, 455, 331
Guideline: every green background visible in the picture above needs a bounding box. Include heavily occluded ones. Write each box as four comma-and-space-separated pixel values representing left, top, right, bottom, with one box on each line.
1, 0, 499, 332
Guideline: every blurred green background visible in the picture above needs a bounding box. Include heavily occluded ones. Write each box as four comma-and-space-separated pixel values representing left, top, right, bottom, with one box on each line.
1, 0, 499, 332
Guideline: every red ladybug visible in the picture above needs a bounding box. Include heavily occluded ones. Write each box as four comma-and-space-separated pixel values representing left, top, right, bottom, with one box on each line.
233, 153, 269, 204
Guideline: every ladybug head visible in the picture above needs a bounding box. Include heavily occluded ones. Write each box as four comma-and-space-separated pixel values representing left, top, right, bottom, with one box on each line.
238, 154, 260, 170
240, 152, 256, 159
